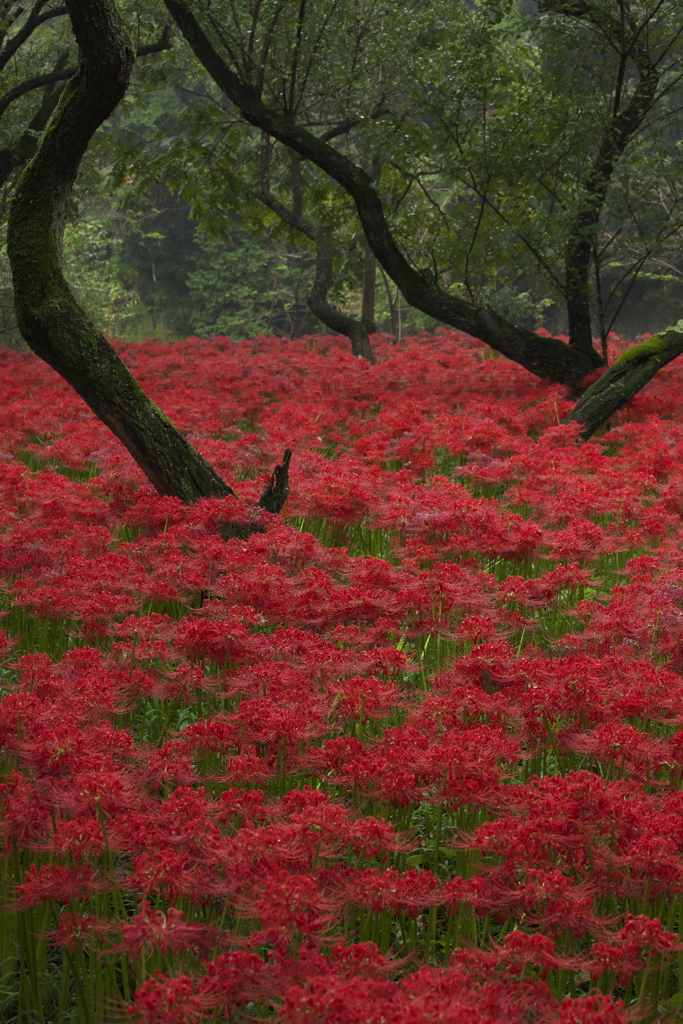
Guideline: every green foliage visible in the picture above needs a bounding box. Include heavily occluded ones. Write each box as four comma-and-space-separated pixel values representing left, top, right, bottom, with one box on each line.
62, 212, 138, 337
60, 188, 321, 341
186, 231, 315, 339
2, 0, 683, 349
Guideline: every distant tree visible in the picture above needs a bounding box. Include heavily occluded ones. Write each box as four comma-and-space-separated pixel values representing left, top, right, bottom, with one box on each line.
253, 145, 375, 360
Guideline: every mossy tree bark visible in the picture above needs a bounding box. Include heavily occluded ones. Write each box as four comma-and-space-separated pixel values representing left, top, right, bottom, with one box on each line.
7, 0, 241, 503
563, 328, 683, 439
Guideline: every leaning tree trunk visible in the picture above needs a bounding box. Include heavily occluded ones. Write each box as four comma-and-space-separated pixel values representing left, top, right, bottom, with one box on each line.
563, 327, 683, 439
7, 0, 245, 504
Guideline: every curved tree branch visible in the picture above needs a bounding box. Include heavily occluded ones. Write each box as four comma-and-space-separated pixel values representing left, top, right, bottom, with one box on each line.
0, 65, 72, 120
0, 2, 67, 74
0, 22, 173, 122
0, 26, 173, 188
307, 238, 374, 361
0, 47, 71, 187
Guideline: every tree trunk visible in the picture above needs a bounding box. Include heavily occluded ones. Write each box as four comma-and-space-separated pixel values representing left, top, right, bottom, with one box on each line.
7, 0, 238, 503
563, 53, 660, 364
563, 328, 683, 439
307, 240, 375, 363
361, 240, 377, 335
253, 162, 374, 362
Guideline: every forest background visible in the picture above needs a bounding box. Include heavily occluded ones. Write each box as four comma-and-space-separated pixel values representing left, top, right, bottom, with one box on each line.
1, 0, 683, 356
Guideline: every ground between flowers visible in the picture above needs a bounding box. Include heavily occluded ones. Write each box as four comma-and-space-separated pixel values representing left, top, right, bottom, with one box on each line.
1, 329, 683, 1022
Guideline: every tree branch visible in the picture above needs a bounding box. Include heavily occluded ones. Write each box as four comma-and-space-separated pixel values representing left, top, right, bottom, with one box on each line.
307, 237, 375, 361
0, 2, 67, 74
0, 23, 172, 122
0, 51, 69, 187
253, 144, 374, 360
0, 64, 71, 120
253, 181, 374, 360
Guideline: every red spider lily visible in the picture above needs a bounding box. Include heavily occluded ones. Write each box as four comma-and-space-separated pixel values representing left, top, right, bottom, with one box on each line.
458, 770, 651, 893
126, 974, 209, 1024
100, 902, 219, 959
170, 615, 254, 667
141, 746, 199, 790
11, 647, 136, 716
443, 869, 605, 939
501, 563, 594, 608
214, 786, 268, 827
168, 717, 240, 757
563, 721, 671, 782
557, 993, 629, 1024
0, 691, 41, 746
510, 654, 683, 737
314, 723, 516, 807
325, 675, 401, 722
228, 694, 328, 748
451, 930, 584, 978
211, 797, 412, 883
126, 950, 266, 1023
0, 769, 55, 851
587, 914, 682, 985
51, 911, 99, 952
324, 866, 444, 916
599, 832, 683, 897
10, 860, 98, 909
126, 850, 224, 903
235, 869, 339, 951
7, 330, 683, 1021
278, 961, 564, 1024
49, 815, 108, 859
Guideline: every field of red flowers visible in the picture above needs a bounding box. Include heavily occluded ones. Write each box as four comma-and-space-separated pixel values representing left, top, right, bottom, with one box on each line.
2, 328, 683, 1022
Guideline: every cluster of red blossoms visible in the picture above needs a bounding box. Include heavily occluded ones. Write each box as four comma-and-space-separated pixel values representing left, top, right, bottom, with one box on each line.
2, 329, 683, 1022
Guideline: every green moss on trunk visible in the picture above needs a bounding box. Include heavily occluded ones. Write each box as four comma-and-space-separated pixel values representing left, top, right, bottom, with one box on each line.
611, 330, 678, 367
565, 323, 683, 438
